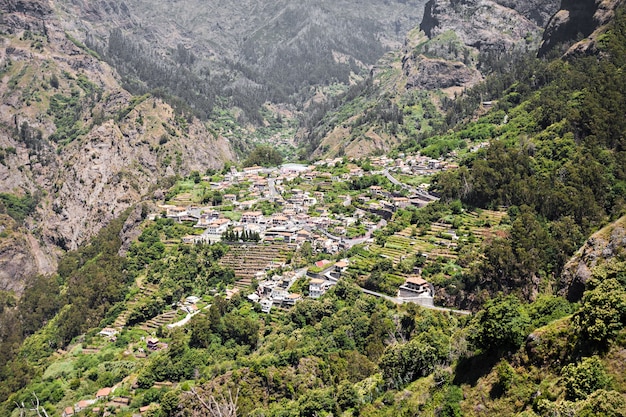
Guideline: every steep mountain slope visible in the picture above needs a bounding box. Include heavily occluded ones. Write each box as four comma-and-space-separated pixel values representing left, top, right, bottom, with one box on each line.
53, 0, 428, 115
302, 0, 559, 159
1, 1, 626, 416
559, 216, 626, 302
539, 0, 624, 56
0, 0, 234, 291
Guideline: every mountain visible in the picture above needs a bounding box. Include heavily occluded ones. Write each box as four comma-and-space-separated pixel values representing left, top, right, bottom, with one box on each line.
0, 0, 234, 292
53, 0, 429, 118
539, 0, 623, 56
0, 0, 626, 416
301, 0, 559, 159
0, 0, 561, 291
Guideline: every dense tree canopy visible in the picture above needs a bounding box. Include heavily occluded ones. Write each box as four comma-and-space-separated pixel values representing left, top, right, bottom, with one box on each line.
243, 145, 284, 167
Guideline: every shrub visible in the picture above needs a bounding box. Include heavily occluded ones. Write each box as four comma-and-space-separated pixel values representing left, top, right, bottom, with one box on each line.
572, 279, 626, 346
562, 356, 611, 400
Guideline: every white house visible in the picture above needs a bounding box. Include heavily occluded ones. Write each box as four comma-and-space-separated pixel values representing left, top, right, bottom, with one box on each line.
241, 211, 263, 224
206, 218, 230, 235
309, 278, 334, 298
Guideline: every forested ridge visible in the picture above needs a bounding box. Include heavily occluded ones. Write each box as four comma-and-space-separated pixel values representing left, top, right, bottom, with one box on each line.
429, 5, 626, 300
62, 0, 426, 126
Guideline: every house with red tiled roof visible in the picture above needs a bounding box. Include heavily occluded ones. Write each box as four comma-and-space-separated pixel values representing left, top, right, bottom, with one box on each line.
96, 387, 112, 399
398, 276, 434, 307
314, 259, 332, 269
75, 399, 93, 411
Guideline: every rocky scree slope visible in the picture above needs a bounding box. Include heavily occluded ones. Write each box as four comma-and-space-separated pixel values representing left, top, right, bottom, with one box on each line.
0, 0, 234, 294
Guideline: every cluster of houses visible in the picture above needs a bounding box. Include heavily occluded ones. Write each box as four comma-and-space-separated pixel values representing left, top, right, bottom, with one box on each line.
62, 386, 158, 417
62, 388, 134, 417
61, 332, 177, 417
246, 259, 350, 313
163, 154, 447, 254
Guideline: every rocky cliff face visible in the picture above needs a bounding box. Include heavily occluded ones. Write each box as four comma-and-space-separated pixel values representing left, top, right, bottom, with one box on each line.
559, 216, 626, 301
420, 0, 552, 51
0, 0, 234, 294
539, 0, 623, 56
307, 0, 560, 159
412, 0, 560, 92
0, 215, 52, 294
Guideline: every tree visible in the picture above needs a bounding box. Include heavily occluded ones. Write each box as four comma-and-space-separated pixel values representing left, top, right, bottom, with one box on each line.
298, 388, 335, 417
189, 387, 238, 417
562, 356, 611, 400
379, 330, 450, 389
471, 294, 530, 353
578, 389, 626, 417
243, 145, 283, 167
50, 74, 59, 89
336, 381, 359, 412
572, 278, 626, 346
161, 390, 180, 417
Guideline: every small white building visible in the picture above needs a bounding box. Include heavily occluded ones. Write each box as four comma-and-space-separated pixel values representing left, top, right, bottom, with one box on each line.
99, 328, 118, 338
206, 218, 230, 235
398, 276, 435, 307
186, 296, 201, 304
241, 211, 263, 224
309, 278, 334, 299
260, 299, 273, 313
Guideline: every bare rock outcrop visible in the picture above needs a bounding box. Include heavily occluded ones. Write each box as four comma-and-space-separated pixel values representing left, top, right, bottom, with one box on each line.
404, 57, 482, 90
559, 216, 626, 301
420, 0, 547, 53
0, 215, 56, 295
117, 203, 146, 257
492, 0, 560, 27
408, 0, 559, 92
539, 0, 623, 57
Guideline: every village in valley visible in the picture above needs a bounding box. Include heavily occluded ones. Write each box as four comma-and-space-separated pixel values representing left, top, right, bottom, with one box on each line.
57, 151, 506, 417
158, 153, 453, 313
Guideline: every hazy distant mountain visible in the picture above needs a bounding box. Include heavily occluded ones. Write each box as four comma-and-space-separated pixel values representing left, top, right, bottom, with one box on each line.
55, 0, 428, 117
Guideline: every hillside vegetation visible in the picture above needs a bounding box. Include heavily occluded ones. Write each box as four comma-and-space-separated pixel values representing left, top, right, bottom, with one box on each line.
0, 0, 626, 416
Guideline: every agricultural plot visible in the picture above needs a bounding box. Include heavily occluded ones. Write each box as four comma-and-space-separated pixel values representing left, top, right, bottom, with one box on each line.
219, 243, 292, 287
347, 208, 508, 291
113, 284, 159, 328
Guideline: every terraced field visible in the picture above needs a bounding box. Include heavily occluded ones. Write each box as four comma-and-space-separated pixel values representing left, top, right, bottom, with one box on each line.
347, 208, 508, 283
113, 283, 159, 328
139, 310, 179, 332
219, 243, 292, 287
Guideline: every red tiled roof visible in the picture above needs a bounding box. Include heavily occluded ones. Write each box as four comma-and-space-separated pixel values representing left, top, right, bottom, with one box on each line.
406, 276, 428, 286
96, 387, 112, 398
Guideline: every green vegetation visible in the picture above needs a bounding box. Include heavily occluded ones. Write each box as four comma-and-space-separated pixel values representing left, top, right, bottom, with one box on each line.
429, 7, 626, 304
243, 145, 284, 167
3, 3, 626, 417
47, 91, 88, 144
0, 209, 134, 403
0, 192, 38, 223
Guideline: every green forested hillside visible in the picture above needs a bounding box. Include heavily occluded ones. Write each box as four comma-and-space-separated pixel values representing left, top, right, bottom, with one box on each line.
1, 2, 626, 417
430, 5, 626, 300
